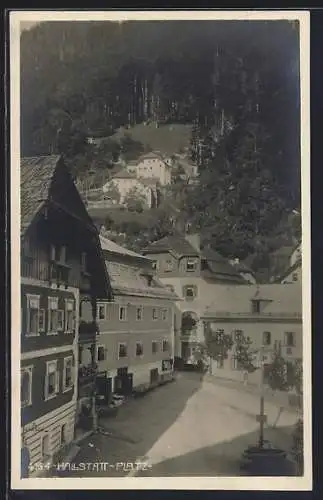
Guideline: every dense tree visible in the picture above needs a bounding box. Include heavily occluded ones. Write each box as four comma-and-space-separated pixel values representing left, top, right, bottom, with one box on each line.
20, 20, 300, 269
123, 186, 146, 212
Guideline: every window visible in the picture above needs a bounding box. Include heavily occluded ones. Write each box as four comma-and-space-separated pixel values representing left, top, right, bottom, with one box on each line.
136, 342, 143, 357
97, 304, 106, 320
292, 272, 298, 282
162, 340, 170, 352
165, 284, 175, 293
48, 297, 59, 334
21, 367, 33, 407
186, 259, 198, 272
63, 357, 74, 392
81, 252, 87, 273
57, 310, 64, 331
165, 259, 173, 272
215, 329, 225, 342
50, 244, 66, 263
26, 295, 40, 336
152, 308, 158, 320
161, 309, 168, 321
152, 341, 159, 354
119, 306, 127, 321
136, 307, 143, 321
252, 300, 261, 313
65, 300, 74, 332
118, 343, 127, 359
233, 329, 243, 342
45, 360, 59, 400
284, 332, 295, 347
263, 331, 271, 346
61, 424, 67, 445
183, 285, 197, 300
50, 244, 58, 261
152, 261, 158, 270
41, 434, 50, 460
97, 346, 106, 362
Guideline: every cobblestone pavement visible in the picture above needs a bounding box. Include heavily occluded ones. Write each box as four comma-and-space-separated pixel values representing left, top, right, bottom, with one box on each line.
52, 372, 298, 478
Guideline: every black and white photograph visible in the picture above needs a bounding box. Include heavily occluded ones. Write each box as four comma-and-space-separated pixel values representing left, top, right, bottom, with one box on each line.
10, 10, 311, 490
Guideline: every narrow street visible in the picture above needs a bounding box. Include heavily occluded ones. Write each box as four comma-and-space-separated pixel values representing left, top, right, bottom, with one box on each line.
54, 372, 298, 477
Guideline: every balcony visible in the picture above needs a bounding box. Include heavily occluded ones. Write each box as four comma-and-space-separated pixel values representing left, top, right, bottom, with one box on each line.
21, 256, 72, 288
49, 261, 71, 288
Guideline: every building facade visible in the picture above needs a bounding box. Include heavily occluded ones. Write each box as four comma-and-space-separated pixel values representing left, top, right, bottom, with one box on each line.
126, 152, 172, 186
94, 234, 178, 398
20, 156, 111, 476
201, 283, 303, 384
143, 234, 246, 363
102, 169, 156, 208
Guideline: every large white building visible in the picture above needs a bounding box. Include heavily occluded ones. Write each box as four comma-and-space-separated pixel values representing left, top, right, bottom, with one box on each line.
126, 152, 172, 186
102, 169, 157, 209
143, 233, 303, 383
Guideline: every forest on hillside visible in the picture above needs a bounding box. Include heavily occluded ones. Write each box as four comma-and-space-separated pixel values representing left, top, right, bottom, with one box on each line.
20, 20, 301, 275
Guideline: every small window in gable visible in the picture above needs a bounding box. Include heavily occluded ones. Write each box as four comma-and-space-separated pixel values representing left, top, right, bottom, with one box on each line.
183, 285, 197, 300
186, 259, 198, 272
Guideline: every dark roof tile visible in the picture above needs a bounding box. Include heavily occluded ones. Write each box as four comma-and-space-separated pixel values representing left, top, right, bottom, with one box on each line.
21, 155, 61, 234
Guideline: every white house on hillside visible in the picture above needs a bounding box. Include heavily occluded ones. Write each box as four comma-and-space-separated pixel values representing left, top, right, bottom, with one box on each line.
126, 152, 172, 185
102, 169, 157, 209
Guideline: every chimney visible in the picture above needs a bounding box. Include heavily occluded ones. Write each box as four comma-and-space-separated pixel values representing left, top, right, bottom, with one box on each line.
185, 233, 200, 253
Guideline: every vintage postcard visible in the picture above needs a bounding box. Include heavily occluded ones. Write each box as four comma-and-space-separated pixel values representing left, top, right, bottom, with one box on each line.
10, 10, 311, 490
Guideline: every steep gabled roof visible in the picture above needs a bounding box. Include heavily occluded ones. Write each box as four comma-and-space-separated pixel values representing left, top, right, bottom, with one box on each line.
274, 257, 302, 283
272, 245, 295, 258
100, 235, 152, 261
202, 283, 302, 318
21, 155, 112, 298
21, 155, 61, 235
